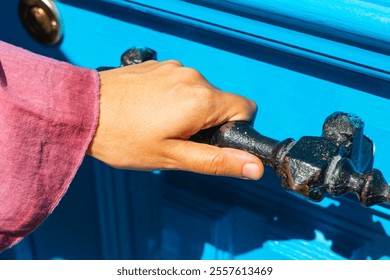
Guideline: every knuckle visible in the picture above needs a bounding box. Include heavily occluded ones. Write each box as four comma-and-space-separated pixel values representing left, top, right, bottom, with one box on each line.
203, 154, 230, 175
248, 99, 258, 113
188, 86, 215, 111
181, 67, 203, 80
163, 59, 183, 67
191, 83, 214, 97
198, 86, 216, 104
141, 60, 158, 65
158, 156, 177, 171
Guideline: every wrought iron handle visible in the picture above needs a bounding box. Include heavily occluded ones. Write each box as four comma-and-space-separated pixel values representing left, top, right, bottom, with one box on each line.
190, 121, 286, 167
191, 113, 390, 206
97, 47, 157, 71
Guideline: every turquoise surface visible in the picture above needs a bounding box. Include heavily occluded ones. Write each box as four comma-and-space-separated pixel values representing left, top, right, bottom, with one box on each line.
1, 0, 389, 259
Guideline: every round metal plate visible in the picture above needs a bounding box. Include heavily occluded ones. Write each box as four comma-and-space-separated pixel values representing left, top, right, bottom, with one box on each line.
18, 0, 63, 45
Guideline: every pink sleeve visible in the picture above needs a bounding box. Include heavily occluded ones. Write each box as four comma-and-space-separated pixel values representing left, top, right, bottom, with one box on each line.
0, 41, 100, 251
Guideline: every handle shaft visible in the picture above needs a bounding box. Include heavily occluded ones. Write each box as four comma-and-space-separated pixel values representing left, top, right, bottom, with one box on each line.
190, 122, 280, 166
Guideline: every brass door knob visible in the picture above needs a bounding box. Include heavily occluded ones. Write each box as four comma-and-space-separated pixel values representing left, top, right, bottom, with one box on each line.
19, 0, 63, 45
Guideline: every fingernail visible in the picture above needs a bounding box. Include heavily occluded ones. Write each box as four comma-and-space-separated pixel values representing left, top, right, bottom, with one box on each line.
242, 163, 261, 180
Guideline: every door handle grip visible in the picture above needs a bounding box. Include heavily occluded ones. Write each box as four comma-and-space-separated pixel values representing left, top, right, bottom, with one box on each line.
190, 121, 283, 167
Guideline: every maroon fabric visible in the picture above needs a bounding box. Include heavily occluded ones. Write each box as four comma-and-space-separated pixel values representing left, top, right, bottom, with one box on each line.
0, 41, 99, 251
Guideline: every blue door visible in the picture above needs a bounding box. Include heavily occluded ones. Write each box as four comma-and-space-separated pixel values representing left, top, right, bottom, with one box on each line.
1, 0, 390, 260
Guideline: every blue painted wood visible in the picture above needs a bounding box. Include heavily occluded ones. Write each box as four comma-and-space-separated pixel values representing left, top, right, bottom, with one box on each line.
1, 0, 389, 259
161, 169, 390, 259
191, 0, 390, 51
66, 0, 390, 82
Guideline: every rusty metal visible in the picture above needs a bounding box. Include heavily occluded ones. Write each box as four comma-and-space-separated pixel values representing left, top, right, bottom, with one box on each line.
191, 112, 390, 206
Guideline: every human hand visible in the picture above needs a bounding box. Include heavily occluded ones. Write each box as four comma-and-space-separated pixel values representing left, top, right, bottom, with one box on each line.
87, 60, 263, 180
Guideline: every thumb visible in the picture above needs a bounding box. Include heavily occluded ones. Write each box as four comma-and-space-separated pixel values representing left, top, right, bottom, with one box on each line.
169, 141, 264, 180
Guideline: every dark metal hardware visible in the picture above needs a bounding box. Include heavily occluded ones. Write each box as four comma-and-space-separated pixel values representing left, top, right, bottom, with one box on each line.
120, 47, 157, 66
96, 47, 157, 71
191, 112, 390, 206
19, 0, 63, 45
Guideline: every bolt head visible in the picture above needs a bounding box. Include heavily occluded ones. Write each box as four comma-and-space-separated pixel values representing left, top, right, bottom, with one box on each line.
281, 136, 341, 201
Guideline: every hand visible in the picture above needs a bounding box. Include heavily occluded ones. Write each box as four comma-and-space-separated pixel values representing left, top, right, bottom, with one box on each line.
87, 60, 263, 180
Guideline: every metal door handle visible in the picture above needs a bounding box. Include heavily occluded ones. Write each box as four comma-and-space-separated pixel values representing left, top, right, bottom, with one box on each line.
97, 47, 157, 71
191, 112, 390, 207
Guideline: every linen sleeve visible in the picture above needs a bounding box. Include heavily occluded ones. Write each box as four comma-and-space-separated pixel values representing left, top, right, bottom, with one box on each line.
0, 41, 100, 251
